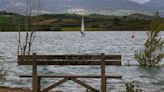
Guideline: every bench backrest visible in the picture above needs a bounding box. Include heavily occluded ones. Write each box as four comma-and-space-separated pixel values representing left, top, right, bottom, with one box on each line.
18, 53, 121, 66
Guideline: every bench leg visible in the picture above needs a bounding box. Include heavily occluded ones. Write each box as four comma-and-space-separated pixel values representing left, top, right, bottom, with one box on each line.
32, 62, 38, 92
101, 53, 106, 92
37, 77, 41, 92
32, 53, 38, 92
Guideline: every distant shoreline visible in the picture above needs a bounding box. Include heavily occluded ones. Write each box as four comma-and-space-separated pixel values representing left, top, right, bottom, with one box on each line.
0, 13, 164, 31
0, 30, 164, 32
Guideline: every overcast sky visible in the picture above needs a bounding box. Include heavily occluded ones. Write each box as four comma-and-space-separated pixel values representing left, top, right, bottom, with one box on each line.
129, 0, 151, 4
0, 0, 164, 17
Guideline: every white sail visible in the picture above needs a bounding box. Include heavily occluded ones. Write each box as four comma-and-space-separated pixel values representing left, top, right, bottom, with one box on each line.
80, 17, 85, 36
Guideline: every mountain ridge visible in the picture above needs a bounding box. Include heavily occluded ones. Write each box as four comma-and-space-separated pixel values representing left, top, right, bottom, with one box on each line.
0, 0, 163, 17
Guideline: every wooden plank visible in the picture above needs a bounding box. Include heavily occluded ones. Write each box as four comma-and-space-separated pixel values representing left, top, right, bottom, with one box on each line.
101, 53, 106, 92
18, 55, 100, 61
18, 54, 121, 60
105, 55, 121, 59
18, 60, 121, 65
19, 54, 100, 58
71, 78, 99, 92
18, 54, 121, 65
20, 75, 122, 79
41, 78, 68, 92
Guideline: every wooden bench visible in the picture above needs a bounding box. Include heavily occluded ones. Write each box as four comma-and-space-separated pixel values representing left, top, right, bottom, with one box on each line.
18, 53, 122, 92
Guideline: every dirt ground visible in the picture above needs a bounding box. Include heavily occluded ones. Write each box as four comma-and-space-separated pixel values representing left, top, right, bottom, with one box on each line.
0, 87, 31, 92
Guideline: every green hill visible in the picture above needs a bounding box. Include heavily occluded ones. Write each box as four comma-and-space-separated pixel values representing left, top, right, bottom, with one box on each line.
0, 12, 163, 31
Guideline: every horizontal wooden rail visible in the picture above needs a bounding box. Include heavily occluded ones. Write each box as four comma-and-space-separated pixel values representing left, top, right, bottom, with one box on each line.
20, 74, 122, 79
18, 54, 121, 59
18, 54, 121, 65
18, 60, 121, 65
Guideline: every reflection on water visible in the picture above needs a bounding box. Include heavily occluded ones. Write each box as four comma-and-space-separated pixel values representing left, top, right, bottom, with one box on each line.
0, 31, 164, 92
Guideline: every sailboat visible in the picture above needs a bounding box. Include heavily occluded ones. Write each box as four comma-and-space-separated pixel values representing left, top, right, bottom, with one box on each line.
80, 17, 85, 37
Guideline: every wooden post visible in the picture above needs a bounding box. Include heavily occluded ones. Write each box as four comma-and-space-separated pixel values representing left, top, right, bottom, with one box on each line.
101, 53, 106, 92
37, 77, 41, 92
32, 53, 38, 92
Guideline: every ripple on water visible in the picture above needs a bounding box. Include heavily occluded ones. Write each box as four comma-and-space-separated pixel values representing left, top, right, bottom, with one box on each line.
0, 32, 164, 92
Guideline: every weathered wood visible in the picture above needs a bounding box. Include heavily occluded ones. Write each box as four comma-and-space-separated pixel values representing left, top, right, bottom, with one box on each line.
20, 74, 122, 92
18, 60, 121, 65
18, 54, 121, 65
32, 53, 38, 92
42, 78, 68, 92
105, 78, 107, 92
71, 78, 99, 92
37, 77, 41, 92
20, 75, 122, 79
18, 54, 121, 59
101, 53, 106, 92
18, 53, 122, 92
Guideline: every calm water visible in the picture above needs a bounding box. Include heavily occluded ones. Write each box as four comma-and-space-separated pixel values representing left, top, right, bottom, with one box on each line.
0, 31, 164, 92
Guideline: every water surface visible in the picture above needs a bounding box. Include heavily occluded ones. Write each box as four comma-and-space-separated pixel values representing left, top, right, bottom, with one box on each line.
0, 31, 164, 92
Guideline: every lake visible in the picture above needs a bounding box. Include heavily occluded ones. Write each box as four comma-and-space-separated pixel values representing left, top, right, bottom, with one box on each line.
0, 31, 164, 92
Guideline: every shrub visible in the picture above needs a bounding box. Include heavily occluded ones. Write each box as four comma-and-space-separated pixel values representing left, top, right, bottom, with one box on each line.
134, 19, 164, 67
125, 82, 142, 92
0, 64, 8, 85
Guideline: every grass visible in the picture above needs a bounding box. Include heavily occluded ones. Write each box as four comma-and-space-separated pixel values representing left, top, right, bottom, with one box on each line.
62, 27, 80, 31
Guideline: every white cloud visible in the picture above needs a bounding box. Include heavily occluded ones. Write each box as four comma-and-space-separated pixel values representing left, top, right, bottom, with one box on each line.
129, 0, 151, 4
